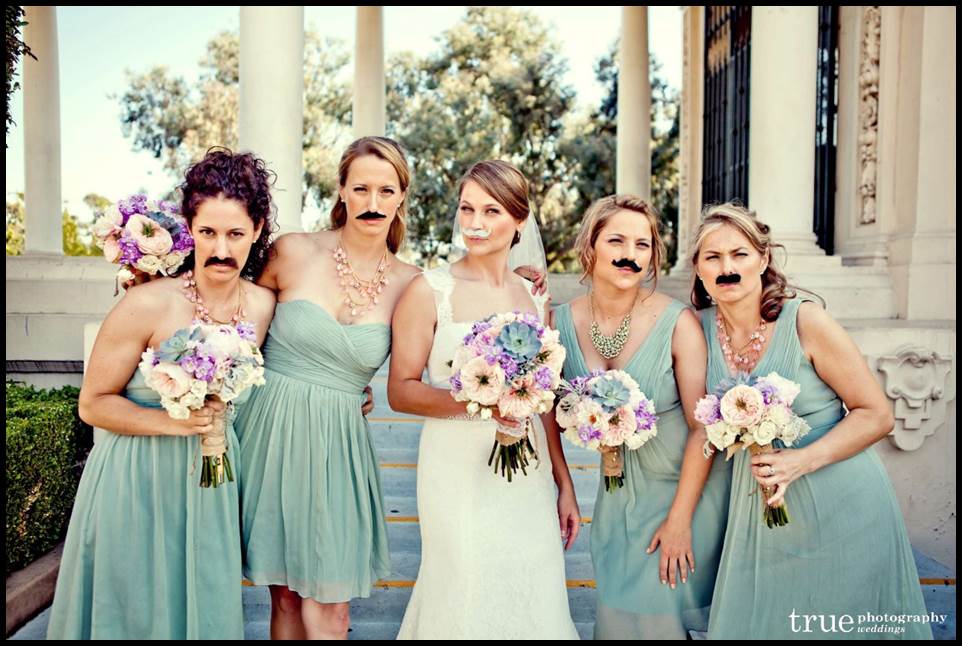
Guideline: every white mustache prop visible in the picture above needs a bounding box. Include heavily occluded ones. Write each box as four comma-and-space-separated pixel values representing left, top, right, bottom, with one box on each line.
463, 228, 491, 239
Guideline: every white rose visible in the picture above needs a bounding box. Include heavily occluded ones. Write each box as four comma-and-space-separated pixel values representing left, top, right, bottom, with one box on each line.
541, 342, 566, 375
705, 422, 731, 451
540, 328, 560, 346
761, 372, 802, 406
92, 206, 122, 239
754, 420, 777, 445
780, 423, 799, 446
135, 254, 164, 274
181, 393, 204, 409
165, 402, 191, 420
208, 328, 243, 360
723, 426, 739, 447
189, 379, 208, 400
766, 404, 792, 428
164, 252, 187, 271
138, 349, 156, 379
117, 267, 136, 284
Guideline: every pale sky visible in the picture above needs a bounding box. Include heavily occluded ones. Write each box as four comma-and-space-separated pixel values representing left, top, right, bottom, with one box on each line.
5, 6, 682, 222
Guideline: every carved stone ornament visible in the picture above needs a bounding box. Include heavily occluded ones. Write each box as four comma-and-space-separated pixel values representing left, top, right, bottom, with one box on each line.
877, 345, 954, 451
858, 6, 881, 225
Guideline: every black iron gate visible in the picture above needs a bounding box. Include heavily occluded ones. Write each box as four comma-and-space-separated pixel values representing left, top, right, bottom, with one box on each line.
702, 6, 752, 207
814, 5, 839, 254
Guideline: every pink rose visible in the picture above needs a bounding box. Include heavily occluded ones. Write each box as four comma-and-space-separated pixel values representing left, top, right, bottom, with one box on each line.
125, 214, 173, 256
720, 384, 765, 428
145, 362, 192, 399
102, 235, 122, 263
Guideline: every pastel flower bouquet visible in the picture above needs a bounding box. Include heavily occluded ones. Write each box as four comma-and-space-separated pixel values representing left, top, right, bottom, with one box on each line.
139, 322, 265, 488
92, 194, 193, 291
556, 370, 658, 492
694, 372, 811, 527
449, 311, 566, 481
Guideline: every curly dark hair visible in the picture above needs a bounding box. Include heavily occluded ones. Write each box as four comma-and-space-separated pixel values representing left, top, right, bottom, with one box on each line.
177, 147, 277, 280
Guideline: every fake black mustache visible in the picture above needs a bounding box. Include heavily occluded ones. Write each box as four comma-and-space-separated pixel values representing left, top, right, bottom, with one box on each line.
612, 258, 642, 273
205, 256, 238, 268
357, 211, 387, 220
716, 273, 742, 285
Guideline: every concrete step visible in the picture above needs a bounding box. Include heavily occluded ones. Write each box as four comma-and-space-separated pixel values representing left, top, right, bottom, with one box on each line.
243, 619, 596, 640
241, 583, 599, 625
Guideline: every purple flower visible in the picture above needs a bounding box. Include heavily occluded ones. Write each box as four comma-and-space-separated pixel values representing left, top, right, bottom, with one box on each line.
534, 366, 554, 390
752, 381, 776, 406
577, 425, 603, 443
471, 321, 492, 336
236, 321, 256, 342
193, 356, 218, 383
498, 354, 520, 380
118, 234, 143, 264
179, 355, 199, 374
159, 200, 179, 214
518, 312, 541, 329
635, 404, 658, 431
171, 227, 194, 252
449, 374, 463, 393
569, 375, 591, 394
694, 395, 722, 425
118, 194, 148, 219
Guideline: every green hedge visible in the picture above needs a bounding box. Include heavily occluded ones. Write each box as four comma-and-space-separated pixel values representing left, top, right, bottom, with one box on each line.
5, 381, 93, 573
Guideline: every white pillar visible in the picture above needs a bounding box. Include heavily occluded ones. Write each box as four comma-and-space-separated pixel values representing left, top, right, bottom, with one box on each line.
239, 7, 304, 235
617, 6, 651, 199
23, 6, 62, 255
897, 6, 956, 320
748, 7, 822, 256
354, 6, 385, 138
673, 6, 705, 274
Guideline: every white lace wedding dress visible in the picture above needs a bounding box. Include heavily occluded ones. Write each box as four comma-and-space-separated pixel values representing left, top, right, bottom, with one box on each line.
396, 265, 579, 640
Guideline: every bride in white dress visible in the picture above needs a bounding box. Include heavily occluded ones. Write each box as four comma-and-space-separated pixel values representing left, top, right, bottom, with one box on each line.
388, 160, 581, 639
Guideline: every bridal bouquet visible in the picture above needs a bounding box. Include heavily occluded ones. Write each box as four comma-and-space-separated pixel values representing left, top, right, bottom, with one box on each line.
556, 369, 658, 492
139, 322, 265, 488
449, 311, 566, 481
694, 372, 811, 527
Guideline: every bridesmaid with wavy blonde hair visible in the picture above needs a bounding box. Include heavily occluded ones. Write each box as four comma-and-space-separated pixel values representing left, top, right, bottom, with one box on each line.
691, 202, 931, 640
550, 194, 731, 639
